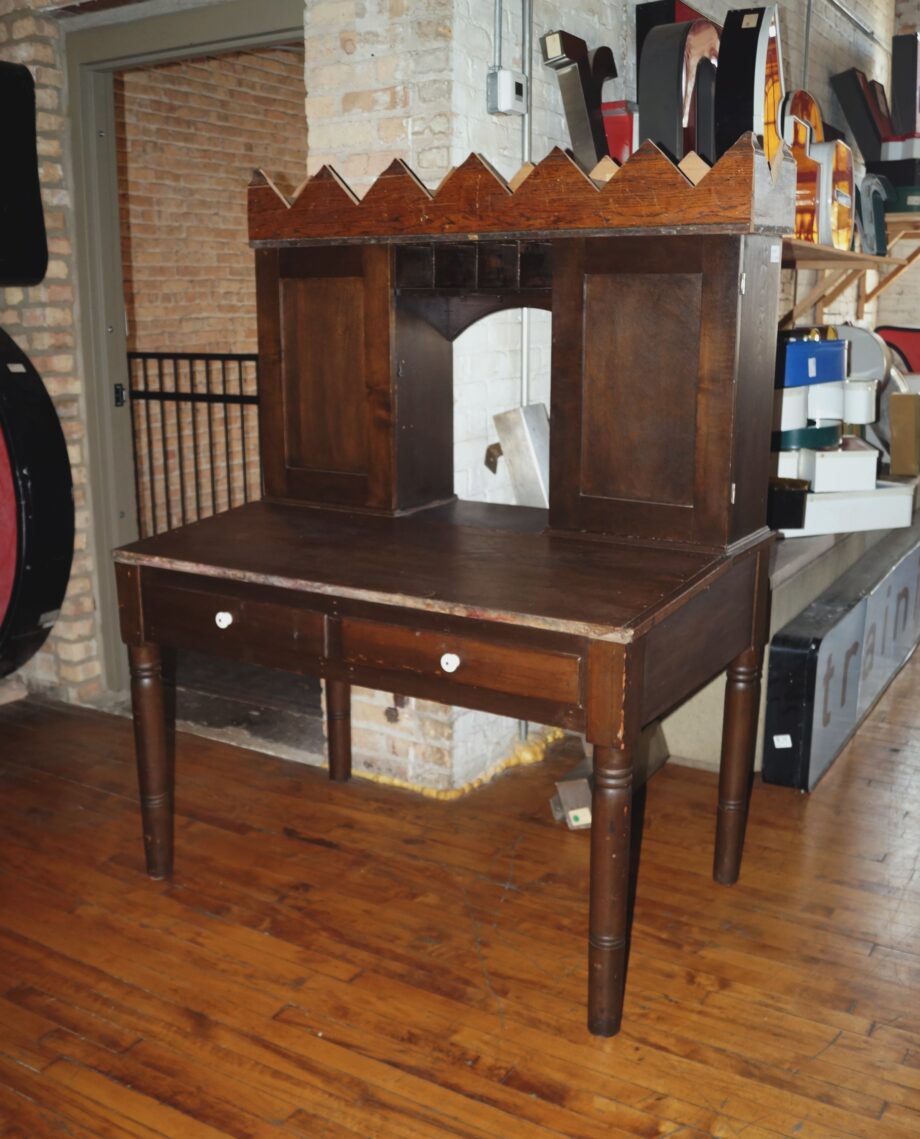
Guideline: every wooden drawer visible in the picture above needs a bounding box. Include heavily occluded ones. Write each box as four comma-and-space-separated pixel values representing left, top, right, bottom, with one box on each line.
339, 617, 582, 705
142, 574, 325, 673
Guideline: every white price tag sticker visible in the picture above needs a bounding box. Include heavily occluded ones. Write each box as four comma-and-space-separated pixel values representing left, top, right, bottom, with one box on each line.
808, 357, 817, 379
773, 734, 793, 749
742, 13, 759, 28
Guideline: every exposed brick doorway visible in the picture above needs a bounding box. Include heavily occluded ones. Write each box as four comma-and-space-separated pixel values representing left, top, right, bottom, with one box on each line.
111, 42, 323, 756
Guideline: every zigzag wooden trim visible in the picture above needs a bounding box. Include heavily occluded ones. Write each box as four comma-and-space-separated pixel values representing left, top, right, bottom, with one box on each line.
248, 133, 796, 244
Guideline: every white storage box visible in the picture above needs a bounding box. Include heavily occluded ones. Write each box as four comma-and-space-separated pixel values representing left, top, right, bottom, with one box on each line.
773, 449, 801, 479
781, 480, 914, 537
774, 386, 808, 431
808, 380, 845, 420
844, 380, 877, 424
798, 436, 879, 492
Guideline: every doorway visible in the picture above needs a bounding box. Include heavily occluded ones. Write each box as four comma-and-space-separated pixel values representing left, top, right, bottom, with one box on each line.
68, 0, 304, 694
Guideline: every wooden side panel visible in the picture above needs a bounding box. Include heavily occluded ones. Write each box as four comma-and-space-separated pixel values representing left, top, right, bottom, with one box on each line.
729, 235, 783, 544
640, 553, 756, 724
394, 306, 454, 511
362, 245, 397, 509
114, 562, 143, 645
255, 247, 285, 501
582, 273, 700, 506
281, 276, 367, 474
257, 245, 395, 510
550, 234, 743, 550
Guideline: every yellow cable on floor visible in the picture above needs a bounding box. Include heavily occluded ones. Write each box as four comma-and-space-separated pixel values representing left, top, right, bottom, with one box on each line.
357, 727, 567, 799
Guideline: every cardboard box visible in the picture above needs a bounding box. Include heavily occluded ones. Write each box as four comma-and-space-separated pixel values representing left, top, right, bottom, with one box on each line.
890, 391, 920, 476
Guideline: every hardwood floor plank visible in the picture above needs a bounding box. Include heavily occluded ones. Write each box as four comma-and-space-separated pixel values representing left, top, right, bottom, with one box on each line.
42, 1058, 237, 1139
2, 652, 920, 1137
0, 1052, 162, 1138
0, 1079, 107, 1139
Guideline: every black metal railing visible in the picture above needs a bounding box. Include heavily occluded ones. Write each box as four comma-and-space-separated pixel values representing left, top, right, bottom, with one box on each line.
127, 351, 260, 538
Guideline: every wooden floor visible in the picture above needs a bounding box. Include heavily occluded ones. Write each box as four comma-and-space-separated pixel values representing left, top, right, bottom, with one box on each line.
1, 657, 919, 1139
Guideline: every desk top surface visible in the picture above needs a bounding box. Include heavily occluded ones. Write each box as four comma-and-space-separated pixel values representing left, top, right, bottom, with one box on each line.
115, 500, 749, 641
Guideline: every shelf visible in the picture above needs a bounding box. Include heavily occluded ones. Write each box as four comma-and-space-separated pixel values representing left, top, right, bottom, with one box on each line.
781, 237, 905, 270
780, 230, 920, 327
885, 212, 920, 242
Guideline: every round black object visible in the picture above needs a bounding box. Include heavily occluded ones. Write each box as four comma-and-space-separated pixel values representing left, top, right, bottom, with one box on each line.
0, 327, 74, 678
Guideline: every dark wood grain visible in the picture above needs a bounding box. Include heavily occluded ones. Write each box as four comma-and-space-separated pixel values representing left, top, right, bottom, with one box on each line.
127, 644, 172, 880
281, 275, 367, 474
141, 572, 326, 673
581, 270, 700, 506
325, 679, 351, 783
549, 233, 770, 550
713, 543, 771, 885
728, 235, 784, 544
114, 500, 722, 639
713, 645, 763, 886
393, 305, 454, 511
588, 741, 634, 1036
339, 616, 583, 705
640, 551, 757, 724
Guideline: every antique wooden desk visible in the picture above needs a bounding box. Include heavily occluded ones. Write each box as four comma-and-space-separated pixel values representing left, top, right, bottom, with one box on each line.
115, 135, 795, 1036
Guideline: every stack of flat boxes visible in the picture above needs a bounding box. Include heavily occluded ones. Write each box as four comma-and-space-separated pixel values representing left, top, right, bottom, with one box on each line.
773, 335, 913, 535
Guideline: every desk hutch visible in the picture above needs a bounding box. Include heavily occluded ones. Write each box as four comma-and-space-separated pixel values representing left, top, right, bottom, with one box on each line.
115, 134, 796, 1036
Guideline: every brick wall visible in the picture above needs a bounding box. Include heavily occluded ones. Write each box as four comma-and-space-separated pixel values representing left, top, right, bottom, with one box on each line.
116, 46, 307, 355
0, 0, 102, 701
114, 45, 307, 536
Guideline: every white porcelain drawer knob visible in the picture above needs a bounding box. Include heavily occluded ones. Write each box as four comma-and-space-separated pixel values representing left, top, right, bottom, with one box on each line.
440, 652, 461, 673
214, 611, 233, 630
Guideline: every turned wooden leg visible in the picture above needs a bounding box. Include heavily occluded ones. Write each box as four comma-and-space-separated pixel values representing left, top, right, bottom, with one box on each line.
714, 644, 763, 885
326, 679, 352, 782
128, 643, 173, 880
588, 740, 633, 1037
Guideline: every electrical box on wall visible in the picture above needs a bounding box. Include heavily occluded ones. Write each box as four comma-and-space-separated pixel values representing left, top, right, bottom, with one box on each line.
487, 68, 527, 115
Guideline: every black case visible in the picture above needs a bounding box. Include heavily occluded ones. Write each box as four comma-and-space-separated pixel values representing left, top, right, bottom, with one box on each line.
0, 61, 48, 287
